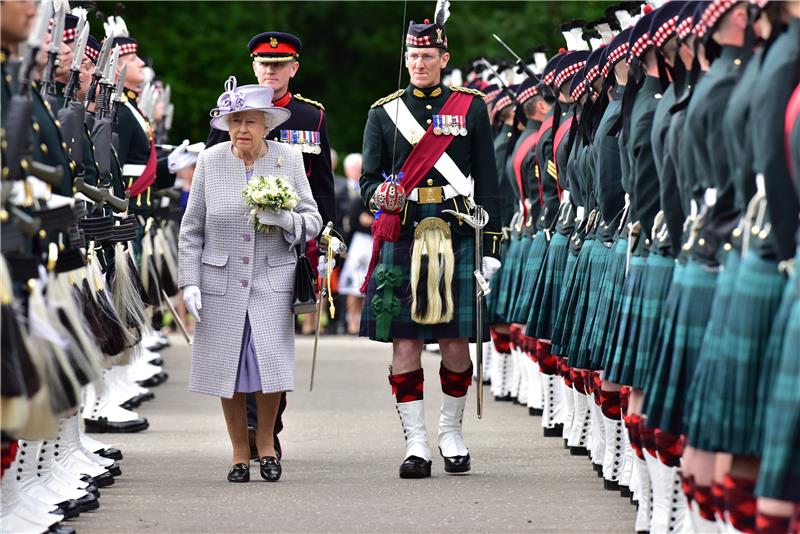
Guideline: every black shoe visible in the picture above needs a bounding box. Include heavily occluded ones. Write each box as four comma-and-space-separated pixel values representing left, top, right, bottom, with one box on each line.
137, 371, 168, 388
399, 456, 431, 479
120, 396, 142, 410
56, 500, 81, 519
227, 463, 250, 483
440, 449, 471, 474
75, 493, 100, 512
543, 424, 563, 437
84, 416, 149, 434
604, 479, 620, 491
106, 462, 122, 477
48, 525, 76, 534
96, 447, 123, 461
147, 358, 164, 366
620, 486, 632, 499
84, 471, 115, 488
569, 446, 589, 456
259, 456, 281, 482
528, 407, 543, 416
248, 427, 258, 460
494, 394, 513, 402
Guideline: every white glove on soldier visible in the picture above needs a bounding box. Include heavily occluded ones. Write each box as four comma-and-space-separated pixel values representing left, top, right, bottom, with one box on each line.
318, 256, 336, 278
481, 257, 502, 282
183, 285, 202, 322
256, 210, 294, 231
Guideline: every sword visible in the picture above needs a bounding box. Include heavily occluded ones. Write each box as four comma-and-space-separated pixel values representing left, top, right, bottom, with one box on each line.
492, 33, 539, 79
442, 206, 490, 418
309, 222, 347, 391
161, 289, 193, 345
309, 286, 324, 392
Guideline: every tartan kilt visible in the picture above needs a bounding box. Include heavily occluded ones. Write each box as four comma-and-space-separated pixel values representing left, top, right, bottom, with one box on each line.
604, 255, 648, 384
488, 236, 523, 324
508, 232, 548, 323
562, 239, 597, 366
630, 254, 675, 389
756, 252, 800, 501
359, 213, 484, 344
497, 236, 533, 323
646, 259, 717, 436
587, 238, 628, 369
684, 251, 741, 450
595, 238, 630, 372
572, 240, 613, 370
704, 252, 786, 456
550, 247, 579, 355
525, 232, 569, 340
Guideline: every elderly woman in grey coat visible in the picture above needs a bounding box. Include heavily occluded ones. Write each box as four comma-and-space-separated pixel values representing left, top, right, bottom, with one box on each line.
178, 76, 322, 483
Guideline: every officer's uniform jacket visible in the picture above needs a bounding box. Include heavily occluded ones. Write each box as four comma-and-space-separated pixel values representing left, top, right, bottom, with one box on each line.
359, 82, 502, 257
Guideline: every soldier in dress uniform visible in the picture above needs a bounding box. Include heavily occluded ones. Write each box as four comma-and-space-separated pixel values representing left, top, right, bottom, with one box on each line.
106, 18, 175, 218
358, 1, 502, 479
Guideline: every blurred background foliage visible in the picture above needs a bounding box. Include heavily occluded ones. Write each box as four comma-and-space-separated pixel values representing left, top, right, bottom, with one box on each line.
90, 1, 609, 158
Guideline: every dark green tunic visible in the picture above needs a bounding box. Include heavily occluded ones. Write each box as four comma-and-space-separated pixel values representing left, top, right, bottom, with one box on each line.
749, 19, 800, 262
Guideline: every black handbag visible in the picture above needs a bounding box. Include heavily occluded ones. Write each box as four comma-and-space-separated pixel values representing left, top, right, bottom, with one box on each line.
293, 218, 318, 315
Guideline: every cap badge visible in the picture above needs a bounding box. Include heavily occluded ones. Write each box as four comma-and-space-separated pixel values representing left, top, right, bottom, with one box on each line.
270, 36, 278, 48
436, 28, 443, 44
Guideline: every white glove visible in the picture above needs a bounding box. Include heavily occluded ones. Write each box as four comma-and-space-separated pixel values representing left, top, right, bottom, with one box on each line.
481, 257, 501, 282
183, 285, 202, 323
256, 209, 294, 231
318, 256, 336, 278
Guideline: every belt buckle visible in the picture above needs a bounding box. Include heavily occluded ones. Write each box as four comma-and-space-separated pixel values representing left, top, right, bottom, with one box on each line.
417, 186, 443, 204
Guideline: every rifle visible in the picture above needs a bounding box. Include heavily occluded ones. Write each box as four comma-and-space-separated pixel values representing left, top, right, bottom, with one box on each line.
40, 1, 65, 105
4, 1, 63, 187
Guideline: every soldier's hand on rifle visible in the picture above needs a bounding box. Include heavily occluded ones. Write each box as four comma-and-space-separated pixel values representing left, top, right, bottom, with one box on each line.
481, 257, 501, 282
183, 285, 202, 322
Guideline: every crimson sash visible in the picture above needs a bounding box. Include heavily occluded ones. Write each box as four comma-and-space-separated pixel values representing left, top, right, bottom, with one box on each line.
552, 116, 573, 198
360, 90, 474, 293
126, 139, 158, 197
511, 119, 549, 224
397, 91, 474, 191
785, 82, 800, 185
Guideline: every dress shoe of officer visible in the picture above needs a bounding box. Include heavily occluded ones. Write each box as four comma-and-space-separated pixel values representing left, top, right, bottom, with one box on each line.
227, 463, 250, 483
399, 456, 432, 479
259, 456, 281, 482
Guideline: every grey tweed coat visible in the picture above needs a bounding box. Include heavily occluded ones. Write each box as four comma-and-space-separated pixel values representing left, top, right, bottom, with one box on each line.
178, 140, 322, 397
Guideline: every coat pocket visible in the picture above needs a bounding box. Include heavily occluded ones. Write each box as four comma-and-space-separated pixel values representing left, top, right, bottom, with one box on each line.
200, 251, 229, 296
266, 260, 295, 293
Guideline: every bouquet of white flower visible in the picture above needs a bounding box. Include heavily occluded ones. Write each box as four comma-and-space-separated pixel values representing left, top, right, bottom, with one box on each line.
242, 176, 300, 233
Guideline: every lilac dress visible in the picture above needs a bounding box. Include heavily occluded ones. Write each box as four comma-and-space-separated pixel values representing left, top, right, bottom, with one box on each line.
235, 168, 263, 393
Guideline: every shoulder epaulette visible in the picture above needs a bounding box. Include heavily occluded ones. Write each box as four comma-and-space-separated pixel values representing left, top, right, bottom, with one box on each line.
450, 86, 485, 98
371, 89, 405, 109
294, 93, 325, 111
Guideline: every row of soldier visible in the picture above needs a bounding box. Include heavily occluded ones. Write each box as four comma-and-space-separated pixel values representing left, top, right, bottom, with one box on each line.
0, 2, 201, 533
480, 1, 799, 533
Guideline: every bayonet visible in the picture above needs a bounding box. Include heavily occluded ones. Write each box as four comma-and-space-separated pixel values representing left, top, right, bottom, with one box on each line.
109, 62, 127, 123
63, 23, 89, 104
41, 1, 66, 97
492, 33, 538, 79
97, 47, 118, 119
85, 37, 112, 105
